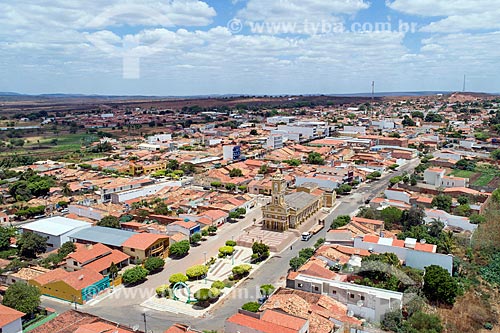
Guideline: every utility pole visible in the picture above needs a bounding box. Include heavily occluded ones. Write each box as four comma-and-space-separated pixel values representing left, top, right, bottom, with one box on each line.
142, 312, 147, 333
463, 74, 466, 92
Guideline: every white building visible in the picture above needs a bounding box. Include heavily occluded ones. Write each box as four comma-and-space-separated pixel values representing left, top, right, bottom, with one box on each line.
384, 188, 411, 204
423, 168, 446, 186
371, 120, 395, 129
267, 116, 296, 124
21, 217, 92, 252
147, 134, 172, 144
110, 182, 172, 204
223, 145, 241, 161
266, 134, 284, 149
0, 304, 24, 333
343, 126, 366, 135
287, 273, 403, 322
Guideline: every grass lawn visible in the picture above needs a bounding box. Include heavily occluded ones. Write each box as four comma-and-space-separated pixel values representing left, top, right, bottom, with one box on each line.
473, 174, 495, 187
450, 170, 476, 178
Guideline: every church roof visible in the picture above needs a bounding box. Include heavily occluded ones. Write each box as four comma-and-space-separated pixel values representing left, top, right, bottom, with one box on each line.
285, 192, 319, 211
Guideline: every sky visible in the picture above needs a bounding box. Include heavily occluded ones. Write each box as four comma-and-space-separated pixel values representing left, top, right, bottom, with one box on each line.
0, 0, 499, 96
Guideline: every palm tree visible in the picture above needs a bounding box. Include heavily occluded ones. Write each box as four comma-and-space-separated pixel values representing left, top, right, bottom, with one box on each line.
61, 183, 71, 196
439, 231, 455, 254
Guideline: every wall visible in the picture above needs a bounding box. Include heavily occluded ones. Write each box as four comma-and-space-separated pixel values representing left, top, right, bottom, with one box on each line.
30, 279, 82, 304
384, 189, 410, 204
2, 318, 23, 333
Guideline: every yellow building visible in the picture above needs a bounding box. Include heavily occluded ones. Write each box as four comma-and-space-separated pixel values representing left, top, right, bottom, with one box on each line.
262, 171, 326, 232
121, 233, 169, 264
29, 268, 108, 304
129, 162, 167, 176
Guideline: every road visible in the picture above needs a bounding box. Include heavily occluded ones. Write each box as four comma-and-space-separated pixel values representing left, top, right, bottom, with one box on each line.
42, 159, 420, 332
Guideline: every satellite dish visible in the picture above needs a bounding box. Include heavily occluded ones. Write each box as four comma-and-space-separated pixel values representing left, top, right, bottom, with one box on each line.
347, 310, 354, 317
132, 325, 139, 332
357, 300, 364, 307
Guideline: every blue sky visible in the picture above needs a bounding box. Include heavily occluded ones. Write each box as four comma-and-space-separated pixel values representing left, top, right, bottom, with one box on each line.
0, 0, 499, 96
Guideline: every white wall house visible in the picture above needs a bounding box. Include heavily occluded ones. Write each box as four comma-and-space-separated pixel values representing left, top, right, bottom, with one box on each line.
424, 168, 446, 186
21, 217, 92, 252
384, 189, 411, 204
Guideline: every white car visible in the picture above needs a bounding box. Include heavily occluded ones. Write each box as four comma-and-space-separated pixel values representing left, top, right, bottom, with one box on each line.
301, 232, 312, 241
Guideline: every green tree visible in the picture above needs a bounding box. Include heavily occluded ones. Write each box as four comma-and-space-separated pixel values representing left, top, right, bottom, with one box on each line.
299, 248, 315, 261
307, 152, 325, 165
258, 164, 269, 174
218, 246, 234, 257
58, 241, 76, 258
122, 266, 149, 285
225, 240, 237, 247
380, 207, 403, 230
283, 159, 301, 166
250, 129, 258, 135
336, 184, 352, 194
0, 226, 14, 251
208, 225, 218, 234
314, 238, 325, 249
469, 213, 486, 224
242, 302, 260, 312
143, 256, 165, 273
402, 206, 425, 231
457, 195, 469, 205
17, 232, 47, 258
229, 168, 243, 177
156, 284, 171, 297
190, 232, 202, 244
381, 310, 403, 332
186, 264, 208, 280
2, 282, 41, 315
331, 215, 351, 229
224, 183, 236, 191
252, 242, 269, 261
260, 284, 275, 296
169, 240, 190, 257
423, 265, 459, 305
109, 262, 119, 280
289, 256, 306, 271
169, 273, 188, 285
491, 149, 500, 160
456, 204, 471, 217
97, 215, 120, 229
431, 194, 453, 212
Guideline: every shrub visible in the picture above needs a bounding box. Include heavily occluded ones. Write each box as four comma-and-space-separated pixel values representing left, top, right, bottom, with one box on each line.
423, 265, 459, 305
260, 284, 275, 296
190, 232, 202, 244
219, 246, 234, 257
169, 240, 190, 257
242, 302, 260, 313
225, 240, 237, 247
169, 273, 188, 285
186, 264, 208, 280
143, 256, 165, 273
232, 264, 252, 278
156, 285, 171, 297
211, 280, 226, 290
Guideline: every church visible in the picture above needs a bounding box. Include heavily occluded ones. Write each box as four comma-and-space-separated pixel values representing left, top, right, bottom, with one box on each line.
262, 170, 335, 232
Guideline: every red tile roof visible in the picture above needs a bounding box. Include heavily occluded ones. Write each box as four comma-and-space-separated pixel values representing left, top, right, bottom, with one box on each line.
352, 216, 383, 226
0, 304, 25, 327
226, 313, 299, 333
83, 250, 130, 273
261, 310, 308, 331
363, 235, 380, 243
121, 233, 168, 251
67, 243, 112, 264
32, 268, 104, 290
163, 324, 200, 333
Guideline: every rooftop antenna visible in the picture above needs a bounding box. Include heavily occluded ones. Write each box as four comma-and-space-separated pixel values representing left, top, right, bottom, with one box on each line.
463, 75, 466, 92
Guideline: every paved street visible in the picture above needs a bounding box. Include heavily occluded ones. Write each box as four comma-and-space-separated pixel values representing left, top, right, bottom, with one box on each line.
42, 159, 420, 332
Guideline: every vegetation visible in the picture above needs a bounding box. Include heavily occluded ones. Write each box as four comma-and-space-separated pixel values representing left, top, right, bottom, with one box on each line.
190, 232, 202, 244
289, 256, 306, 271
186, 265, 208, 280
251, 242, 269, 262
122, 266, 149, 285
423, 265, 459, 305
218, 246, 234, 257
225, 240, 237, 247
242, 302, 260, 313
307, 152, 325, 165
17, 232, 47, 258
169, 273, 188, 285
331, 215, 351, 229
431, 194, 453, 212
97, 215, 120, 229
169, 240, 190, 258
336, 184, 352, 194
260, 284, 275, 296
143, 257, 165, 273
380, 207, 403, 230
211, 280, 226, 290
232, 264, 252, 278
156, 284, 171, 298
229, 168, 243, 177
2, 282, 41, 315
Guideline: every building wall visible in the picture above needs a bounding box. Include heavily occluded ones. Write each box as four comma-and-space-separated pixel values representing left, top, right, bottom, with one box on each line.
423, 170, 444, 186
1, 319, 22, 333
122, 238, 169, 263
68, 205, 106, 221
384, 189, 411, 204
30, 279, 83, 304
295, 177, 339, 190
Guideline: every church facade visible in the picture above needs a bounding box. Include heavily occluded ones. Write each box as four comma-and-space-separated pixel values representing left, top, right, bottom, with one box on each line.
262, 171, 334, 231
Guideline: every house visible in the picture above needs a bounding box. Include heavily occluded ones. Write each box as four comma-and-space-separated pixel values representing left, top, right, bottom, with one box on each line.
0, 304, 24, 333
3, 266, 51, 285
166, 220, 201, 238
423, 168, 446, 186
21, 217, 92, 252
353, 235, 453, 274
225, 309, 309, 333
0, 212, 9, 224
424, 209, 478, 232
121, 233, 169, 263
64, 243, 130, 276
384, 188, 411, 204
28, 310, 145, 333
29, 268, 109, 304
286, 273, 403, 322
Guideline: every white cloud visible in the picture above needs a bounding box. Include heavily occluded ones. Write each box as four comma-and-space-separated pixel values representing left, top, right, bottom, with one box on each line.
238, 0, 370, 22
387, 0, 500, 32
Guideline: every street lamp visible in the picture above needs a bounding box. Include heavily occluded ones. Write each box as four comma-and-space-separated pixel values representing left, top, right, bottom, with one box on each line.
203, 251, 207, 284
231, 236, 235, 265
142, 312, 147, 333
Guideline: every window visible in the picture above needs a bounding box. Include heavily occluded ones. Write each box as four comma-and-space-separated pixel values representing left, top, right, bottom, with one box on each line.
73, 260, 78, 266
331, 290, 337, 295
314, 286, 319, 292
361, 296, 365, 301
350, 294, 354, 299
130, 248, 135, 252
298, 283, 303, 288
